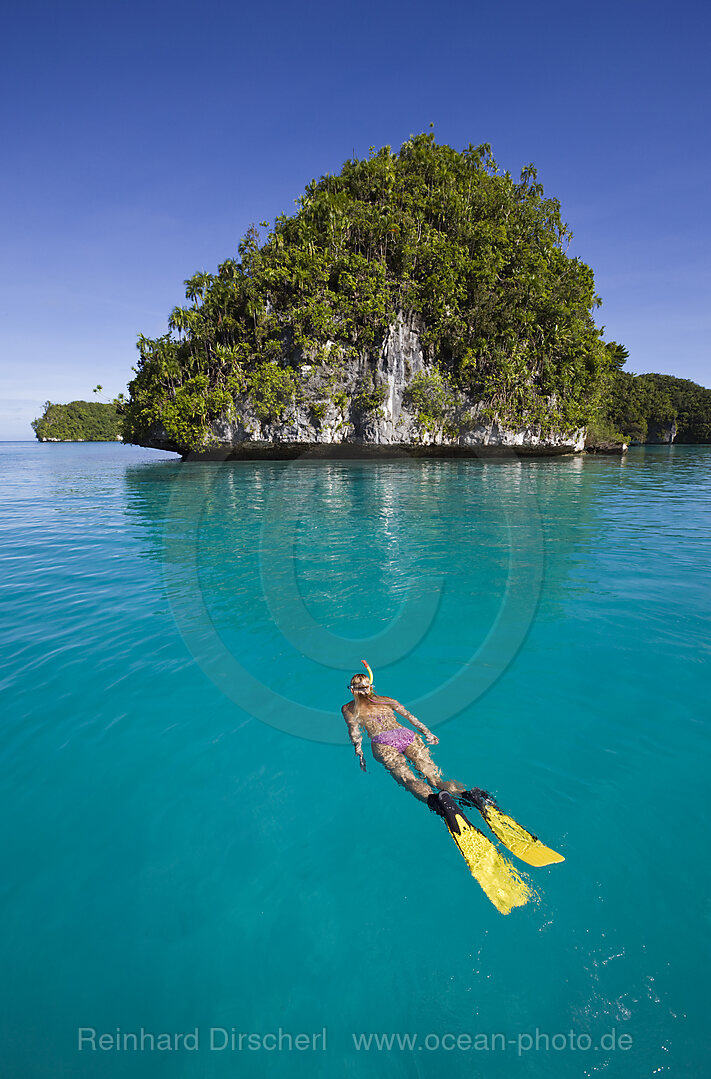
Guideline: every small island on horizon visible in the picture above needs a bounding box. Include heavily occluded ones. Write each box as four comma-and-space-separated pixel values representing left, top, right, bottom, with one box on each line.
32, 399, 123, 443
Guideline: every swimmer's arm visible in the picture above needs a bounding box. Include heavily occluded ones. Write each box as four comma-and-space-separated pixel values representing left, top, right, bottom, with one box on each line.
387, 698, 439, 745
342, 705, 367, 771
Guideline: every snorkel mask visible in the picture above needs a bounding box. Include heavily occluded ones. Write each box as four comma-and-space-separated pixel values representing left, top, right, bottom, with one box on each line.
349, 659, 374, 694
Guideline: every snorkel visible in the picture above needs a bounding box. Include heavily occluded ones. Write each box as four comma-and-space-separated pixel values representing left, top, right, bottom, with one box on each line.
349, 660, 374, 702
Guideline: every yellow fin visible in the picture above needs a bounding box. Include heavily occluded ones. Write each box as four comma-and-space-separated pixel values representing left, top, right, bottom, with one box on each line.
483, 805, 565, 867
448, 811, 533, 915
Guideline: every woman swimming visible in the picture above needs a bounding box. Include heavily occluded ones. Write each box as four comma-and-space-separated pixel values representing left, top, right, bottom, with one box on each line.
341, 662, 467, 803
343, 660, 565, 914
341, 662, 564, 914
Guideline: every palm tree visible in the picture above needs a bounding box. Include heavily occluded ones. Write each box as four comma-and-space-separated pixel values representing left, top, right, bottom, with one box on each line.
184, 272, 213, 307
168, 306, 192, 339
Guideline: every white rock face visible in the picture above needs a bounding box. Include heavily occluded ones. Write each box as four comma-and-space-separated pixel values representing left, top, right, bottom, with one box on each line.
147, 314, 586, 456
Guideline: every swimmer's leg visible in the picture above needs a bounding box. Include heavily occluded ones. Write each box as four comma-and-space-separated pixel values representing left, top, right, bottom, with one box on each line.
371, 742, 432, 802
404, 736, 467, 796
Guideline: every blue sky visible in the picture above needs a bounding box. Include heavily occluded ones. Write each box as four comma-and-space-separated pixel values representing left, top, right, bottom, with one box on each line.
1, 0, 709, 438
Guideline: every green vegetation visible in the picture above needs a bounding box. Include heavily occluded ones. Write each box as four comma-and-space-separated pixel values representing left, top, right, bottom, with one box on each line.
404, 371, 457, 433
656, 376, 711, 443
583, 416, 627, 448
124, 133, 614, 452
246, 361, 298, 423
352, 369, 388, 417
32, 400, 122, 442
600, 372, 711, 443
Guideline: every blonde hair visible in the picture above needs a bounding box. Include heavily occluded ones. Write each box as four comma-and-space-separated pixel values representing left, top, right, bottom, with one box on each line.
349, 672, 373, 696
349, 672, 390, 718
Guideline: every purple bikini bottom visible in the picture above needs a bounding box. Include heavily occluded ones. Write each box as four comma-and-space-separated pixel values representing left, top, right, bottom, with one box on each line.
371, 728, 416, 753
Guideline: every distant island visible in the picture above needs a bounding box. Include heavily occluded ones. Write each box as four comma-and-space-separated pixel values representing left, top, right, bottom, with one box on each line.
602, 372, 711, 444
32, 400, 122, 442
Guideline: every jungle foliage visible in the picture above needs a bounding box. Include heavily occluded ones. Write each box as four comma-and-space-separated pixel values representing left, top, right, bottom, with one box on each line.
32, 400, 122, 442
602, 372, 711, 443
124, 133, 615, 451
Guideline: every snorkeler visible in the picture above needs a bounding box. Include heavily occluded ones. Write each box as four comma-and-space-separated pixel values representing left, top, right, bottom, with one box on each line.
342, 661, 465, 803
342, 661, 564, 914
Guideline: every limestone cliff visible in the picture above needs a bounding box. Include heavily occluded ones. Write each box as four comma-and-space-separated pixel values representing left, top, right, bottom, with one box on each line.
644, 419, 677, 445
143, 316, 584, 458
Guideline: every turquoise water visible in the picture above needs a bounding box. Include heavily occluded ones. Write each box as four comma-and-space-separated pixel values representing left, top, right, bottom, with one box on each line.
2, 441, 710, 1078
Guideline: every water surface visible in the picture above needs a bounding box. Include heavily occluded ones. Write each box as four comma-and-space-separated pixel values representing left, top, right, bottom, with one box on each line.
1, 441, 709, 1078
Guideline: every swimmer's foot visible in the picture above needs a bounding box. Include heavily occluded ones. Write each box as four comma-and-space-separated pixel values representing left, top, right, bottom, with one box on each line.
427, 791, 531, 915
457, 787, 489, 810
427, 791, 467, 833
457, 788, 564, 867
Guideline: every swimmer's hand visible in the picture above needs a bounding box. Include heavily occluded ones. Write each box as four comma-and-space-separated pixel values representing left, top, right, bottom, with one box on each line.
424, 731, 439, 745
358, 750, 367, 772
